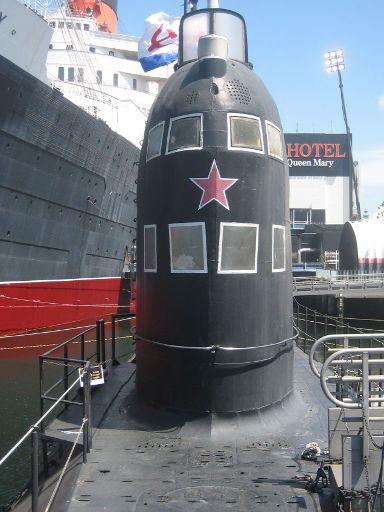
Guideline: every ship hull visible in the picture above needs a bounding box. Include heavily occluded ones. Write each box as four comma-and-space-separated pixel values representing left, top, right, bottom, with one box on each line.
0, 276, 134, 353
0, 51, 138, 340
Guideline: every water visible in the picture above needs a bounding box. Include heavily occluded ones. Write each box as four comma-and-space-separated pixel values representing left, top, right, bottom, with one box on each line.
0, 357, 40, 507
0, 320, 134, 509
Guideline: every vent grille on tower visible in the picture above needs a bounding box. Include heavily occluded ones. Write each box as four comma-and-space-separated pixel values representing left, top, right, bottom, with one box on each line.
225, 79, 251, 105
184, 91, 200, 105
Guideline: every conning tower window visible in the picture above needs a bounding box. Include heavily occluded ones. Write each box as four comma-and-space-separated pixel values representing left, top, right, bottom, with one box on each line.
146, 122, 164, 162
272, 225, 286, 272
167, 114, 203, 153
169, 222, 207, 273
144, 225, 157, 272
228, 114, 264, 153
218, 223, 259, 273
266, 121, 284, 161
166, 114, 203, 154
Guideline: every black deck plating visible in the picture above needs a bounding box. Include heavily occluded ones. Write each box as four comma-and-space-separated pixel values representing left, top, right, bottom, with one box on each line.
38, 351, 333, 512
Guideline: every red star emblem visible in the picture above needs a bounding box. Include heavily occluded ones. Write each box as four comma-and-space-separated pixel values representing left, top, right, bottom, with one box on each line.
190, 160, 238, 210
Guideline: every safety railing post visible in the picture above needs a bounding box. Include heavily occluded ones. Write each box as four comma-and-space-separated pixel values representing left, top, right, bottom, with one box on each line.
96, 320, 101, 364
31, 427, 39, 512
64, 343, 69, 400
111, 315, 117, 365
39, 356, 44, 432
81, 333, 85, 361
362, 351, 370, 460
83, 364, 92, 451
100, 319, 106, 369
304, 307, 308, 353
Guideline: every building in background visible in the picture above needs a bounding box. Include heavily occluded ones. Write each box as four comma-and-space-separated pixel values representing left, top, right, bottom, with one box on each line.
284, 133, 353, 265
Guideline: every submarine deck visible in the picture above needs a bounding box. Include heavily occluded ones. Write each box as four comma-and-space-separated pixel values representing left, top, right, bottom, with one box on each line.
41, 348, 334, 511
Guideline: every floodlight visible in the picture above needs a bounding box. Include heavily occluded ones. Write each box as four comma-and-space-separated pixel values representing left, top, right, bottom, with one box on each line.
324, 48, 345, 73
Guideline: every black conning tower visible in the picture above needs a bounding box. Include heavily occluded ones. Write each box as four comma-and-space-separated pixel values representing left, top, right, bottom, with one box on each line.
136, 4, 293, 414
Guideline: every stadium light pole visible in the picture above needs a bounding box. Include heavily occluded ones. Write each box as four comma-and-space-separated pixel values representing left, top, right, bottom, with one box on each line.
324, 49, 361, 220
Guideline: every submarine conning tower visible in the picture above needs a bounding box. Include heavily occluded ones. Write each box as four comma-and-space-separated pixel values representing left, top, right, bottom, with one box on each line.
136, 3, 293, 414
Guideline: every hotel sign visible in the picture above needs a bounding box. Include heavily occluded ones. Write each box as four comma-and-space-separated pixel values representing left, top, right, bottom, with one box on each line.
284, 133, 350, 177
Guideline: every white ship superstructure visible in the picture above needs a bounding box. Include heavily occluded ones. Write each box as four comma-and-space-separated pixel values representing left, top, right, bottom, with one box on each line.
45, 2, 172, 147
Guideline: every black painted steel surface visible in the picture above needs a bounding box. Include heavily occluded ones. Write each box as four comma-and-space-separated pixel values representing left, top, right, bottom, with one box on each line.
136, 10, 293, 413
0, 54, 138, 281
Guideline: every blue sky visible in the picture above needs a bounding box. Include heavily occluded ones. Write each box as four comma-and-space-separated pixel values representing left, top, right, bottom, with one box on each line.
118, 0, 384, 215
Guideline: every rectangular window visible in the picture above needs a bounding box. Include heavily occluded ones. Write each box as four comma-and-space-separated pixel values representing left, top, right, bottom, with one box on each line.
84, 24, 90, 31
166, 114, 203, 154
272, 225, 286, 272
132, 78, 137, 90
68, 67, 75, 82
144, 225, 157, 272
146, 122, 164, 162
294, 209, 310, 223
266, 121, 284, 161
169, 223, 207, 273
228, 114, 264, 153
58, 21, 64, 28
76, 23, 81, 29
89, 46, 96, 53
109, 50, 115, 56
49, 21, 56, 28
77, 68, 84, 83
96, 70, 102, 84
311, 209, 325, 224
58, 66, 64, 80
113, 73, 118, 87
66, 22, 73, 29
218, 223, 258, 273
66, 44, 73, 50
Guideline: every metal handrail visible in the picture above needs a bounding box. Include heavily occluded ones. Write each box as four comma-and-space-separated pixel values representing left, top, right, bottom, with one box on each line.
0, 366, 89, 467
309, 332, 384, 378
319, 347, 384, 409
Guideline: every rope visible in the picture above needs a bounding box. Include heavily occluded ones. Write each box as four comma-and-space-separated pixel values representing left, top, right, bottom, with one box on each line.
0, 293, 131, 308
0, 315, 135, 343
44, 418, 87, 512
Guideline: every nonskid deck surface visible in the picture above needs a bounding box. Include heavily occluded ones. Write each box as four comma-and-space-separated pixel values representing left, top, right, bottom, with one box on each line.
57, 349, 334, 511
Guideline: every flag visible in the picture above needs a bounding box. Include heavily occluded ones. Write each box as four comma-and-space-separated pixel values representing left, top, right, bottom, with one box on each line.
138, 12, 180, 72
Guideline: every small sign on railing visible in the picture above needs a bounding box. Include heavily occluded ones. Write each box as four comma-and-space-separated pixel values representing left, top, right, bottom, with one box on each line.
79, 364, 105, 387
